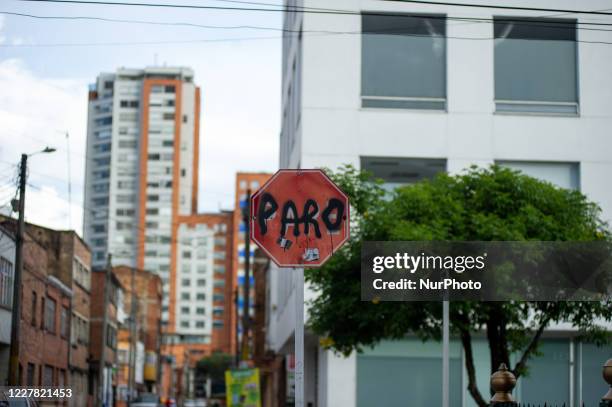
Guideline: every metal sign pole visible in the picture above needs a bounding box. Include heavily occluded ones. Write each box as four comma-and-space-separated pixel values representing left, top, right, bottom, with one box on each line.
295, 268, 305, 407
442, 299, 450, 407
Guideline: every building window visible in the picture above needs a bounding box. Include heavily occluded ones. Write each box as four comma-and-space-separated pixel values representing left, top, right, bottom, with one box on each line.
196, 293, 205, 301
94, 116, 112, 126
118, 140, 137, 148
182, 279, 190, 287
119, 100, 139, 108
44, 297, 56, 333
494, 18, 577, 114
181, 293, 190, 300
496, 161, 580, 190
197, 279, 206, 287
31, 292, 37, 326
106, 325, 117, 349
360, 156, 447, 193
361, 13, 446, 109
180, 321, 189, 328
195, 321, 205, 328
196, 307, 205, 315
42, 365, 54, 386
60, 307, 69, 338
0, 257, 13, 308
26, 363, 36, 386
181, 307, 189, 315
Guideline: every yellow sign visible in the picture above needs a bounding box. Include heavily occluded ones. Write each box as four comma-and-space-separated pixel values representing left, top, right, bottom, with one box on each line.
144, 351, 157, 382
225, 368, 261, 407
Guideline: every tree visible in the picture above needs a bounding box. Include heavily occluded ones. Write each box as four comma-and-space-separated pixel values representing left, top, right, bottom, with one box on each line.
307, 165, 611, 407
195, 352, 233, 397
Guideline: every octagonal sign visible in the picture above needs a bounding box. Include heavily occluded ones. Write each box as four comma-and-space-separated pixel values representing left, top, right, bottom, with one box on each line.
250, 169, 350, 268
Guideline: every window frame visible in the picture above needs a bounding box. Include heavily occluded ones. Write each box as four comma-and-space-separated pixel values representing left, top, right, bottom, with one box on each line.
492, 16, 579, 116
360, 11, 448, 111
44, 296, 57, 334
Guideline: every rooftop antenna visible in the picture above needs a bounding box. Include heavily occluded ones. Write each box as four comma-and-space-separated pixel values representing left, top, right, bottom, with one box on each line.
65, 131, 72, 229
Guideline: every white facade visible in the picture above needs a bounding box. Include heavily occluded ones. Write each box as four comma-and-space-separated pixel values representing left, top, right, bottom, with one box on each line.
0, 226, 15, 385
175, 223, 215, 341
271, 1, 612, 406
83, 67, 199, 330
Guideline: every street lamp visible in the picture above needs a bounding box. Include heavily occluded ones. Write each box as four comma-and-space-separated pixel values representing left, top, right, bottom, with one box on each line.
8, 146, 56, 386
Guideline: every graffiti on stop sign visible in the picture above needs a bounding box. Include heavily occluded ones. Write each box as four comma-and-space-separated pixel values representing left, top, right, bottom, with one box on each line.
250, 169, 350, 268
256, 193, 345, 239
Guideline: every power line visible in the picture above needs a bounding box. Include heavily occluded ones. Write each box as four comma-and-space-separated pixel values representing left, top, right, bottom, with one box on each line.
4, 9, 612, 31
2, 30, 612, 48
2, 7, 612, 48
14, 0, 612, 16
0, 35, 283, 48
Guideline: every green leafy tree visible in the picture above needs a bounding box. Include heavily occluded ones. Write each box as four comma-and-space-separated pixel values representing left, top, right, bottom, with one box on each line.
196, 352, 233, 390
307, 165, 611, 407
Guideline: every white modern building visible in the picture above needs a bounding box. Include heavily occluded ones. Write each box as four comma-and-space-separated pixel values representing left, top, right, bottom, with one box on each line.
268, 1, 612, 406
175, 222, 215, 340
0, 225, 15, 385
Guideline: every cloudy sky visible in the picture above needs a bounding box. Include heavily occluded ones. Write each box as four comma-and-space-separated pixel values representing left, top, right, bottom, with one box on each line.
0, 0, 283, 234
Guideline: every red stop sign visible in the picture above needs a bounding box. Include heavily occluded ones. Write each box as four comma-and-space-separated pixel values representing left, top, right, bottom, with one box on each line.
250, 169, 350, 268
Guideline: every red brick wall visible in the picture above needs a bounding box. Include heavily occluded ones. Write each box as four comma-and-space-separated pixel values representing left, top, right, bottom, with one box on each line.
18, 231, 71, 386
112, 266, 162, 353
89, 271, 118, 365
66, 233, 92, 373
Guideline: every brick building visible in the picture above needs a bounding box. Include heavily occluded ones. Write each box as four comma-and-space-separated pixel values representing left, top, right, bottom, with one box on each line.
90, 267, 124, 406
0, 218, 73, 388
112, 265, 163, 403
16, 222, 94, 407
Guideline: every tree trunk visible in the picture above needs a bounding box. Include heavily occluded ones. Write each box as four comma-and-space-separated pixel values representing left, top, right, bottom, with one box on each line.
458, 325, 488, 407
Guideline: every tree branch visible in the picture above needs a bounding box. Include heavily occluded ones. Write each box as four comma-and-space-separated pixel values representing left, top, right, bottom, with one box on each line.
459, 326, 488, 407
511, 314, 552, 379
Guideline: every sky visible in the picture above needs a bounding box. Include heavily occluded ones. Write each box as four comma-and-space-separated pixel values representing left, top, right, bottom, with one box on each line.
0, 0, 283, 235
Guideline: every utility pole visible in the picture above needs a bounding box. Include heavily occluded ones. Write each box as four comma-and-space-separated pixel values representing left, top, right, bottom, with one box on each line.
98, 254, 112, 407
8, 154, 27, 386
240, 189, 251, 363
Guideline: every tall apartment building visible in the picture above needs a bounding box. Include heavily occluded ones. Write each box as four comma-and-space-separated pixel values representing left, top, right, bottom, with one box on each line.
84, 67, 235, 401
232, 173, 271, 355
267, 1, 612, 406
84, 67, 199, 271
